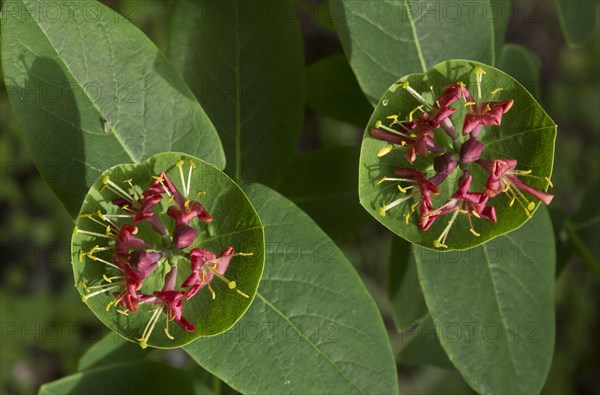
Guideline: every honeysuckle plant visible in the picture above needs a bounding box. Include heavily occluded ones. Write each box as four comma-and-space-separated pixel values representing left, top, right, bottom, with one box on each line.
72, 153, 264, 348
4, 0, 583, 395
359, 60, 556, 250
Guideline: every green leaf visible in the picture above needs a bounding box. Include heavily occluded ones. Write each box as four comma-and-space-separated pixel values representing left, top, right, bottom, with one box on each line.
278, 146, 373, 237
77, 333, 148, 371
168, 0, 305, 185
1, 0, 225, 217
329, 0, 502, 104
415, 206, 555, 395
359, 60, 556, 250
306, 54, 373, 127
39, 360, 197, 395
72, 152, 264, 348
497, 44, 542, 100
388, 237, 452, 369
565, 179, 600, 276
185, 183, 398, 395
556, 0, 600, 48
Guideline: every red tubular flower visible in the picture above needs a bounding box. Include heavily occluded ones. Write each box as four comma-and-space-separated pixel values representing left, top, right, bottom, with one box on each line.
428, 153, 458, 186
463, 100, 514, 136
477, 158, 553, 217
182, 247, 248, 301
130, 250, 162, 279
114, 224, 154, 255
424, 173, 497, 248
460, 136, 484, 163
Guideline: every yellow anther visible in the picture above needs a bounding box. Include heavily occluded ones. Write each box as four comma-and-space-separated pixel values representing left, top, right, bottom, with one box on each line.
411, 202, 419, 212
503, 181, 511, 192
176, 160, 184, 167
208, 284, 216, 300
79, 214, 92, 218
152, 175, 164, 182
470, 228, 481, 237
79, 250, 84, 262
102, 175, 110, 185
401, 81, 409, 89
103, 274, 112, 283
377, 144, 394, 157
518, 169, 532, 175
486, 104, 491, 112
117, 309, 129, 316
106, 300, 114, 312
139, 339, 148, 349
472, 210, 481, 219
165, 327, 174, 340
433, 239, 448, 249
228, 281, 237, 290
491, 88, 503, 95
527, 202, 535, 211
510, 196, 516, 206
188, 160, 196, 169
82, 282, 90, 293
473, 66, 486, 76
123, 178, 132, 184
464, 101, 476, 107
73, 226, 79, 235
409, 106, 423, 122
545, 177, 554, 188
105, 225, 111, 236
184, 200, 191, 208
377, 176, 387, 185
397, 184, 411, 193
524, 207, 532, 218
97, 210, 107, 221
196, 190, 206, 196
405, 213, 410, 224
401, 141, 407, 146
236, 252, 254, 257
379, 206, 387, 217
386, 115, 398, 121
375, 120, 383, 128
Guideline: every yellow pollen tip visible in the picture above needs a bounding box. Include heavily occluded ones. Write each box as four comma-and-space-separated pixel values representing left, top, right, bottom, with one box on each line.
519, 169, 533, 175
504, 181, 511, 192
79, 214, 92, 218
237, 252, 254, 256
96, 210, 107, 221
73, 226, 79, 235
139, 339, 148, 349
102, 175, 110, 185
473, 66, 486, 75
105, 225, 111, 236
405, 213, 410, 224
491, 88, 503, 95
117, 309, 129, 316
82, 282, 90, 293
165, 328, 174, 340
103, 274, 112, 283
188, 160, 196, 169
433, 240, 448, 249
106, 301, 113, 312
375, 120, 382, 128
411, 202, 419, 212
184, 200, 191, 208
377, 144, 394, 157
123, 178, 132, 184
527, 202, 536, 211
386, 115, 398, 121
228, 281, 237, 290
79, 250, 84, 262
509, 196, 516, 206
167, 195, 174, 203
377, 177, 387, 185
196, 190, 206, 196
486, 104, 491, 111
81, 295, 88, 303
545, 177, 553, 188
176, 160, 184, 167
398, 185, 408, 193
464, 101, 476, 107
472, 210, 481, 218
379, 206, 386, 217
470, 228, 481, 237
401, 81, 409, 89
524, 208, 532, 218
401, 141, 407, 146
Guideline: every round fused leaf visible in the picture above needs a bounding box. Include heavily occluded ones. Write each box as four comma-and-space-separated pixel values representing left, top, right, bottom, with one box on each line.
72, 152, 264, 348
359, 60, 556, 250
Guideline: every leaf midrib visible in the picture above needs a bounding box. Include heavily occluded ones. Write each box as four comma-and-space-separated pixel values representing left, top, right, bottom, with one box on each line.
23, 0, 141, 164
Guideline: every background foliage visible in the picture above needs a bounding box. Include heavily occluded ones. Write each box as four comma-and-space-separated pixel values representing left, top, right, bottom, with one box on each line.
1, 0, 599, 394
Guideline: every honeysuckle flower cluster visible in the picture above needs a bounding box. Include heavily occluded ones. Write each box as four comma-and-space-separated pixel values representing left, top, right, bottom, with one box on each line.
74, 160, 251, 348
372, 67, 554, 249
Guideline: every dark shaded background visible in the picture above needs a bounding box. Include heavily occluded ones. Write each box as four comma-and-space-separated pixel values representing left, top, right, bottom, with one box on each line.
1, 1, 598, 394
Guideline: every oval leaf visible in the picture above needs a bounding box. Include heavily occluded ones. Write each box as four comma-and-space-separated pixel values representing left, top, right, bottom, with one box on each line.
329, 0, 505, 104
168, 0, 305, 185
71, 152, 264, 348
185, 183, 398, 395
1, 0, 225, 217
359, 60, 556, 250
415, 206, 555, 394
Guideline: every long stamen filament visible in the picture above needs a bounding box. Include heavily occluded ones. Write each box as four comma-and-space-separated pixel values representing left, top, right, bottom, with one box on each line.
401, 81, 433, 110
138, 307, 162, 349
433, 209, 460, 249
73, 227, 114, 240
374, 121, 414, 138
176, 160, 187, 198
102, 176, 136, 205
379, 193, 417, 216
186, 160, 195, 197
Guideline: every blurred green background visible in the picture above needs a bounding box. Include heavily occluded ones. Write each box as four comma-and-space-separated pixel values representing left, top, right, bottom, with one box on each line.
1, 1, 598, 394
